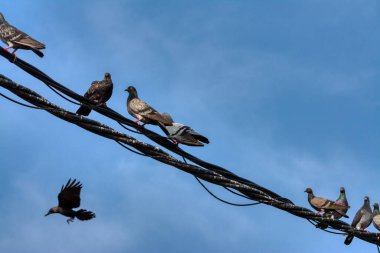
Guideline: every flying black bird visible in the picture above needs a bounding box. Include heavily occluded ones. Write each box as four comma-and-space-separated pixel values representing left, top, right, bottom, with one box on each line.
45, 178, 96, 224
159, 112, 209, 146
0, 12, 45, 57
76, 73, 113, 116
125, 86, 172, 127
344, 196, 372, 245
305, 188, 349, 218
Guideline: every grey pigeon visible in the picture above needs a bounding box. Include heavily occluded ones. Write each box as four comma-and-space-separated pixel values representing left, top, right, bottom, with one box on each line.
344, 196, 372, 245
125, 86, 172, 127
329, 186, 350, 219
305, 188, 349, 218
76, 73, 113, 116
159, 112, 209, 146
45, 178, 96, 224
372, 203, 380, 232
0, 12, 45, 57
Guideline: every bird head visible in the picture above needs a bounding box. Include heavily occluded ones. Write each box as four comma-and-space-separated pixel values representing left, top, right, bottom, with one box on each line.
104, 72, 111, 81
125, 86, 138, 96
45, 207, 59, 216
374, 203, 379, 211
364, 196, 370, 203
304, 188, 313, 194
340, 187, 345, 193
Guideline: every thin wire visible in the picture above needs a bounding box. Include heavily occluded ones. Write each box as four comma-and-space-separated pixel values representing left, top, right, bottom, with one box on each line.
46, 84, 81, 105
115, 141, 150, 157
307, 219, 346, 235
118, 122, 141, 134
0, 91, 44, 109
194, 176, 261, 206
377, 245, 380, 253
182, 156, 260, 206
223, 186, 256, 200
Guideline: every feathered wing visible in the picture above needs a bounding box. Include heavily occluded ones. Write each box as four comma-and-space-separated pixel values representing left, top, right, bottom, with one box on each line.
311, 197, 349, 218
58, 178, 82, 209
77, 79, 113, 116
129, 99, 172, 125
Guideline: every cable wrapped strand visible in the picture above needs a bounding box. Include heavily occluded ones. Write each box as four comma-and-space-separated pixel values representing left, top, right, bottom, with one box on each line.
1, 74, 380, 247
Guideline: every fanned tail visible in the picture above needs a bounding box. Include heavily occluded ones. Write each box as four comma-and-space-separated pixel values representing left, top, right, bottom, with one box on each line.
75, 209, 96, 221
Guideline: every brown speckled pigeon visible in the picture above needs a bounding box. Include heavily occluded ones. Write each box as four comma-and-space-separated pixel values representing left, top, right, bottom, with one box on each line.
0, 12, 45, 57
344, 196, 372, 245
305, 188, 349, 218
125, 86, 172, 127
45, 178, 96, 224
76, 73, 113, 116
159, 112, 209, 146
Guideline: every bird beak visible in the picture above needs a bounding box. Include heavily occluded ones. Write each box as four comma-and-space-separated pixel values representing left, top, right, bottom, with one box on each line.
45, 212, 50, 217
124, 88, 128, 92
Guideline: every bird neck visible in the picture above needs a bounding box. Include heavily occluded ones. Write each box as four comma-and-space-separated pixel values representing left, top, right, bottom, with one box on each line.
307, 192, 314, 201
338, 192, 345, 200
373, 208, 379, 216
127, 91, 138, 102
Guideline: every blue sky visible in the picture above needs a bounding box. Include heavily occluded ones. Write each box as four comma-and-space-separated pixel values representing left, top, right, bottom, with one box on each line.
1, 0, 380, 252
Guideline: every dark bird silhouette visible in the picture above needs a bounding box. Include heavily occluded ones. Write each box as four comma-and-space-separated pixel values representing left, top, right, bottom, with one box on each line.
45, 178, 96, 224
76, 73, 113, 116
125, 86, 172, 127
305, 188, 349, 218
159, 112, 209, 146
0, 12, 45, 57
344, 196, 372, 245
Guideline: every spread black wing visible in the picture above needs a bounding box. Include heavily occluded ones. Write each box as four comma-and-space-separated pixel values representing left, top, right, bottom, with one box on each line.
58, 178, 82, 209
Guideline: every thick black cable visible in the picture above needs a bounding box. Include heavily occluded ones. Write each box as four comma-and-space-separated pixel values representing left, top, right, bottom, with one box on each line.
0, 47, 291, 204
2, 76, 380, 246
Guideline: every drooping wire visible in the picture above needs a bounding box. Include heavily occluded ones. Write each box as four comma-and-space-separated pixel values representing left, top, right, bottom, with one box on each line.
181, 156, 260, 206
377, 244, 379, 253
223, 186, 257, 200
194, 176, 261, 206
0, 91, 44, 109
306, 218, 346, 235
46, 84, 81, 105
118, 122, 142, 134
115, 141, 150, 157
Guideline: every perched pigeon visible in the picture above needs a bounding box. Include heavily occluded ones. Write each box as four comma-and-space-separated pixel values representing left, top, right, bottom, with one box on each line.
329, 186, 350, 219
372, 203, 380, 232
125, 86, 172, 127
316, 187, 350, 229
0, 12, 45, 57
76, 73, 113, 116
344, 196, 372, 245
158, 112, 209, 146
45, 178, 96, 224
304, 188, 349, 218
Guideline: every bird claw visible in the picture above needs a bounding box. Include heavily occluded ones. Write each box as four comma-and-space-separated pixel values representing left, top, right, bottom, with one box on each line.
66, 218, 74, 224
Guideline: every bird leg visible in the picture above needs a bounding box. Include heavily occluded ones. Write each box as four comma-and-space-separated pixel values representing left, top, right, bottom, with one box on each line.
171, 138, 179, 146
66, 218, 74, 224
134, 120, 140, 125
4, 46, 11, 52
11, 48, 18, 55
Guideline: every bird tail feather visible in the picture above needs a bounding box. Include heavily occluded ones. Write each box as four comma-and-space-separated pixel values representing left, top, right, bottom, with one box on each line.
75, 209, 96, 221
344, 235, 354, 245
32, 48, 44, 58
76, 105, 92, 116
